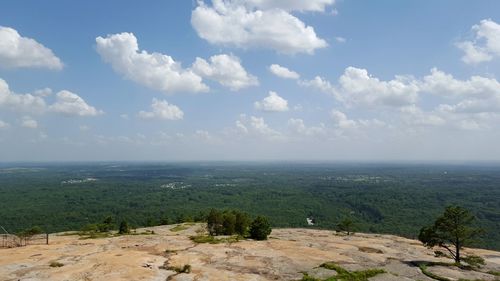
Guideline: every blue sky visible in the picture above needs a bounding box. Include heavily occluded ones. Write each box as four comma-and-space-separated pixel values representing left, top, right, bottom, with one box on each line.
1, 0, 500, 161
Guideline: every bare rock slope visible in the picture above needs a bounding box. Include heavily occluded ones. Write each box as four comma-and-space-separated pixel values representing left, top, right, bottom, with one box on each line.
1, 224, 499, 281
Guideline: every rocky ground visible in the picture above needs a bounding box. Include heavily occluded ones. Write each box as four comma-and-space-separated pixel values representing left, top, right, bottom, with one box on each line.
1, 223, 499, 281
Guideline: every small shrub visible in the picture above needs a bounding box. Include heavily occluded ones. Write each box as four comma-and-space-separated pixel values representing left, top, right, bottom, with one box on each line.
462, 255, 485, 268
18, 226, 44, 237
249, 216, 272, 240
118, 220, 130, 234
336, 217, 355, 235
163, 264, 191, 273
49, 261, 64, 268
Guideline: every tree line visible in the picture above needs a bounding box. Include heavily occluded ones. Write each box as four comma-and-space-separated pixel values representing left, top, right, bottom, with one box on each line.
207, 209, 272, 240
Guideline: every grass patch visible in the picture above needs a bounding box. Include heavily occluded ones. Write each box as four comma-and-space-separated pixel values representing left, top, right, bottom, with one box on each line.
49, 261, 64, 268
487, 270, 500, 276
76, 229, 155, 239
418, 263, 451, 281
189, 235, 242, 244
300, 262, 385, 281
300, 274, 321, 281
78, 231, 114, 239
414, 261, 492, 281
171, 224, 190, 232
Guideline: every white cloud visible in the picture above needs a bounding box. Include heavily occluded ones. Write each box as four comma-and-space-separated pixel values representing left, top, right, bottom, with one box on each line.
0, 26, 63, 70
49, 91, 103, 117
192, 54, 258, 91
457, 19, 500, 64
299, 76, 337, 96
96, 32, 208, 94
420, 68, 500, 115
269, 64, 300, 79
437, 98, 500, 114
337, 67, 419, 107
456, 41, 492, 64
421, 68, 500, 99
138, 98, 184, 120
254, 91, 289, 112
301, 68, 419, 108
288, 118, 326, 136
34, 88, 53, 97
1, 78, 101, 117
330, 110, 358, 129
0, 120, 10, 129
0, 78, 47, 113
235, 114, 283, 139
301, 67, 500, 120
21, 116, 38, 129
191, 0, 328, 54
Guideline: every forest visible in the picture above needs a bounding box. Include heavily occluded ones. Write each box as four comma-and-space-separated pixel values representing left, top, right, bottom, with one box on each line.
0, 162, 499, 250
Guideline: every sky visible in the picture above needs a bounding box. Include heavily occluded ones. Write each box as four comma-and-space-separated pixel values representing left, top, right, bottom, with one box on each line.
1, 0, 500, 162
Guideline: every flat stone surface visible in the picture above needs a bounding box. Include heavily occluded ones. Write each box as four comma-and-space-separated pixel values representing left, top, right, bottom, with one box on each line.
0, 224, 499, 281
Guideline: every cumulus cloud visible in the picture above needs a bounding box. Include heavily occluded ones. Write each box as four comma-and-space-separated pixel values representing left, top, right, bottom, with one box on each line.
299, 76, 337, 98
34, 88, 53, 97
138, 98, 184, 120
457, 19, 500, 64
0, 26, 63, 70
254, 91, 289, 112
192, 54, 258, 91
330, 110, 358, 129
191, 0, 328, 54
288, 118, 326, 136
49, 91, 103, 117
96, 32, 208, 94
420, 68, 500, 115
0, 78, 47, 113
337, 67, 419, 107
235, 114, 283, 139
1, 78, 101, 117
301, 68, 420, 108
421, 68, 500, 99
269, 64, 300, 79
304, 67, 500, 110
300, 67, 500, 131
21, 116, 38, 129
